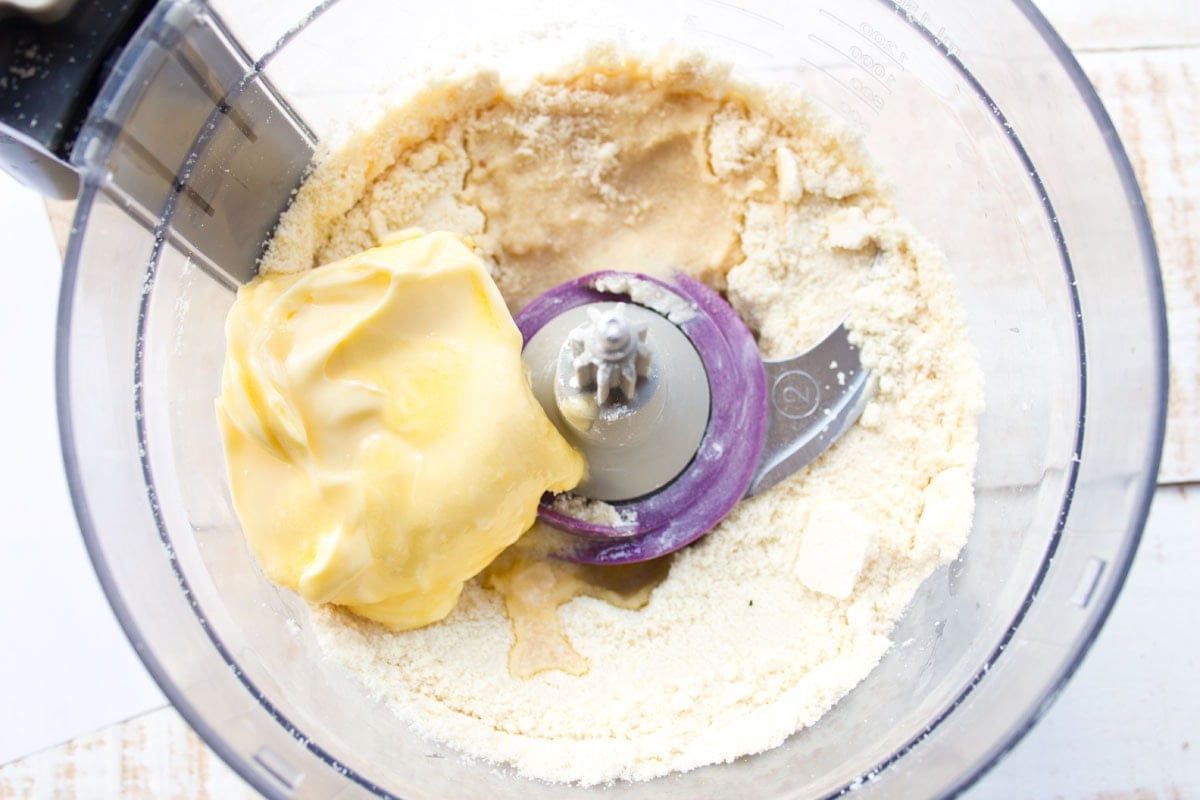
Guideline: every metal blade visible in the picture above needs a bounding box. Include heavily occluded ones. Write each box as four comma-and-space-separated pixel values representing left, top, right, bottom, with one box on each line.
745, 322, 873, 497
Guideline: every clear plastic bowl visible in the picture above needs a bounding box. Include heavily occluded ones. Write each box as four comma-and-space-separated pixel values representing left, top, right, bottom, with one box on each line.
57, 0, 1166, 797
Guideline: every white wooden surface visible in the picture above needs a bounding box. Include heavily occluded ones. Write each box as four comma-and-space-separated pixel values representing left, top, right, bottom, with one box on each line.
0, 1, 1197, 798
964, 487, 1200, 800
1075, 45, 1198, 484
1032, 0, 1200, 484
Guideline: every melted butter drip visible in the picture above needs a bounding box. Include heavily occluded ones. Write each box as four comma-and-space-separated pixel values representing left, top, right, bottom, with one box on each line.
484, 527, 672, 679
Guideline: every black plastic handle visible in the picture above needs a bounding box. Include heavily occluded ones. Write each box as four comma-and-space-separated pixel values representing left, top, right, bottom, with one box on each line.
0, 0, 156, 197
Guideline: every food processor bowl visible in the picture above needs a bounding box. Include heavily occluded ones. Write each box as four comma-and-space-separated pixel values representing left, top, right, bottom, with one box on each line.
53, 0, 1166, 797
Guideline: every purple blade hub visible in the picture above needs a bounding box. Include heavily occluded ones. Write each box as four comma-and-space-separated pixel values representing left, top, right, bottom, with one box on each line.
515, 271, 768, 565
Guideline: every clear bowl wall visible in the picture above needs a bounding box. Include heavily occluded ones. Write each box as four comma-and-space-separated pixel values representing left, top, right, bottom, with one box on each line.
57, 0, 1166, 798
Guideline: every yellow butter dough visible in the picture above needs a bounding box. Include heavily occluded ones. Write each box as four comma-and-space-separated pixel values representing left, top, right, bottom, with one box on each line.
217, 229, 583, 630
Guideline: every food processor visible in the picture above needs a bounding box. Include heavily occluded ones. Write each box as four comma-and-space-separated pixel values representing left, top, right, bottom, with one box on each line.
0, 0, 1167, 797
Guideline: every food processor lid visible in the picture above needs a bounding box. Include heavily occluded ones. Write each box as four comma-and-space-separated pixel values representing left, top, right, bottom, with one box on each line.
0, 0, 314, 284
0, 0, 155, 198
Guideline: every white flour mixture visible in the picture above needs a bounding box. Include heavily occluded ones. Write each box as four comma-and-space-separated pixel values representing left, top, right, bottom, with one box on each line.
261, 49, 983, 785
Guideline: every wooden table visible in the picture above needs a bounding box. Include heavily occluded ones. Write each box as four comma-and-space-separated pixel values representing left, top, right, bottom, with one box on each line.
0, 1, 1195, 797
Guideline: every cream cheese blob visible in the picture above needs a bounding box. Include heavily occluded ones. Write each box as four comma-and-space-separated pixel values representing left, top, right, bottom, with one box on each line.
216, 229, 584, 630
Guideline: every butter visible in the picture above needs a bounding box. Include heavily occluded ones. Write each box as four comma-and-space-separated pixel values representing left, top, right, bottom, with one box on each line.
216, 229, 584, 630
483, 529, 672, 679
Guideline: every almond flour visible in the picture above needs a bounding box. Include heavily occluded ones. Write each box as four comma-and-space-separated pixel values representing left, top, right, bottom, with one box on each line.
262, 49, 983, 786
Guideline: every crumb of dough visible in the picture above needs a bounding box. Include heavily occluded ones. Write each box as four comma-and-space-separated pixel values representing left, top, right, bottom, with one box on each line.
263, 48, 983, 786
549, 493, 636, 527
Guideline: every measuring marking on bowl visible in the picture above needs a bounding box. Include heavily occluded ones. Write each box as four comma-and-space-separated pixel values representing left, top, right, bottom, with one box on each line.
792, 15, 903, 131
791, 62, 880, 136
805, 37, 889, 116
892, 0, 961, 58
805, 8, 923, 122
819, 9, 911, 71
815, 5, 962, 111
808, 33, 896, 95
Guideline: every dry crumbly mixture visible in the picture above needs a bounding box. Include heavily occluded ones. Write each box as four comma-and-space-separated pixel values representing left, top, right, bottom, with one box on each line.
261, 49, 983, 785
